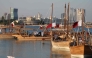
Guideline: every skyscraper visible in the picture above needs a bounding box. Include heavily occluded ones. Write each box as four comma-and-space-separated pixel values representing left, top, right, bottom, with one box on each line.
76, 8, 85, 22
10, 8, 18, 20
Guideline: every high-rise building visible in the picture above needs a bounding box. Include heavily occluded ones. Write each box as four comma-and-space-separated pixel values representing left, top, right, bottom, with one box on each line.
69, 8, 76, 23
26, 17, 31, 24
76, 8, 85, 22
10, 8, 18, 20
37, 12, 41, 20
61, 13, 65, 19
7, 13, 11, 20
4, 13, 7, 20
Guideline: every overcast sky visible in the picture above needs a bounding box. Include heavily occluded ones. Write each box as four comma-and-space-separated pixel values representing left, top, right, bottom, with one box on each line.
0, 0, 92, 22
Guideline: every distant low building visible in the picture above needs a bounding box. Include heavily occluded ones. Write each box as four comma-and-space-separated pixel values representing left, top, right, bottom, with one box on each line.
43, 18, 50, 24
37, 12, 41, 20
53, 17, 62, 24
7, 13, 11, 20
86, 22, 92, 25
26, 17, 31, 25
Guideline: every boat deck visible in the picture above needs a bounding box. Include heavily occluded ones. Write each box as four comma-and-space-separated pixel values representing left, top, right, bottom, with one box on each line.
12, 35, 51, 41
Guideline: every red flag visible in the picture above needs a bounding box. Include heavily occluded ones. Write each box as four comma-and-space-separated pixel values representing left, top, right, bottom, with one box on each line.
40, 26, 43, 29
87, 32, 89, 36
73, 20, 82, 28
73, 22, 78, 28
11, 22, 15, 27
11, 24, 13, 27
46, 23, 60, 29
46, 24, 52, 29
55, 24, 60, 28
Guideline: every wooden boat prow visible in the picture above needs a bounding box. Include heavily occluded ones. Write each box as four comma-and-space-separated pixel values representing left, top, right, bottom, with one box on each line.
52, 41, 70, 51
51, 31, 72, 51
70, 45, 84, 55
70, 45, 92, 58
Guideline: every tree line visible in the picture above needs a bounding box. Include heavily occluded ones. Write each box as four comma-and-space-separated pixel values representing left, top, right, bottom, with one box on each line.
0, 16, 16, 25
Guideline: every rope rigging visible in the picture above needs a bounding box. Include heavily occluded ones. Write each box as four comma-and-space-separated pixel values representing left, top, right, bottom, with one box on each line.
87, 27, 92, 51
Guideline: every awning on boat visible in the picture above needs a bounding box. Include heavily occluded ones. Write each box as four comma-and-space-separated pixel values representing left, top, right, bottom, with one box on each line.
52, 28, 67, 31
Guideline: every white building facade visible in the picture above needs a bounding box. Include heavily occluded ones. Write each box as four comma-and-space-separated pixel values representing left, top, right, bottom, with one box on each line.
76, 8, 85, 22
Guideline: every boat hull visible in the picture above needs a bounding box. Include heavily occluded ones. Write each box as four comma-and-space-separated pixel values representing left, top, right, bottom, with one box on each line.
71, 54, 84, 58
51, 41, 70, 51
70, 45, 92, 58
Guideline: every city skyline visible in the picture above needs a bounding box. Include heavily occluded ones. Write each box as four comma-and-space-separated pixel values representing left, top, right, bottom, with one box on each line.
0, 0, 92, 22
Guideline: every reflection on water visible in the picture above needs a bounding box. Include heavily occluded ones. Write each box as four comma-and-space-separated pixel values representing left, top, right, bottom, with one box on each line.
0, 39, 51, 58
52, 48, 71, 58
0, 39, 71, 58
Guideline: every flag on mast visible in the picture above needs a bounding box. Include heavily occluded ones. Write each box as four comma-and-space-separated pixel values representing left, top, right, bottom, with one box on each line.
73, 20, 82, 28
46, 22, 61, 29
46, 22, 56, 29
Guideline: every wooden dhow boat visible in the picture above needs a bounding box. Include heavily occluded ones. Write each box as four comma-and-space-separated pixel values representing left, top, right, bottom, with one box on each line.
70, 8, 92, 58
50, 3, 71, 51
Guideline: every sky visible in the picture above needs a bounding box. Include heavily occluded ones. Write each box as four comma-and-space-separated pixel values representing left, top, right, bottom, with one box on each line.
0, 0, 92, 22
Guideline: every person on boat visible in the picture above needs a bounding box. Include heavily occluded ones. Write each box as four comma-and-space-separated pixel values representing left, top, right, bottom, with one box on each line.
41, 31, 44, 37
72, 35, 75, 41
38, 31, 41, 36
85, 31, 90, 44
53, 33, 59, 41
78, 37, 83, 45
34, 31, 38, 36
72, 35, 77, 46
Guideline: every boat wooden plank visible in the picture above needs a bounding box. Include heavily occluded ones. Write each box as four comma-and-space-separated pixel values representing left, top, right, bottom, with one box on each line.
70, 45, 84, 55
70, 45, 92, 55
12, 35, 51, 40
52, 41, 70, 47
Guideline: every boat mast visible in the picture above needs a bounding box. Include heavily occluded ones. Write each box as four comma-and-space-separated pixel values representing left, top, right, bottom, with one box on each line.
82, 9, 84, 44
67, 3, 70, 37
51, 3, 53, 39
64, 4, 66, 30
9, 7, 11, 33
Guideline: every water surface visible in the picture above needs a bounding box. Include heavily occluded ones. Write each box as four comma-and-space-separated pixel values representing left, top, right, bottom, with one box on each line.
0, 40, 51, 58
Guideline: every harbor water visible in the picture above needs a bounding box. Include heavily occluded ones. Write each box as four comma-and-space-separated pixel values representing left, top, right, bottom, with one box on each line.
0, 39, 70, 58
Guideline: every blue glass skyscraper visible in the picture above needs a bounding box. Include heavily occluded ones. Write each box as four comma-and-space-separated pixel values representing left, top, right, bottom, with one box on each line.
10, 8, 18, 20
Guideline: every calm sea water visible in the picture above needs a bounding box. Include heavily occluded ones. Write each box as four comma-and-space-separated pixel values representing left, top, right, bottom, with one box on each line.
0, 40, 51, 58
0, 39, 71, 58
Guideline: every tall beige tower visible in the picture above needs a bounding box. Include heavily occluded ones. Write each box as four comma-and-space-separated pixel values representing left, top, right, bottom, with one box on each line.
76, 8, 85, 22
